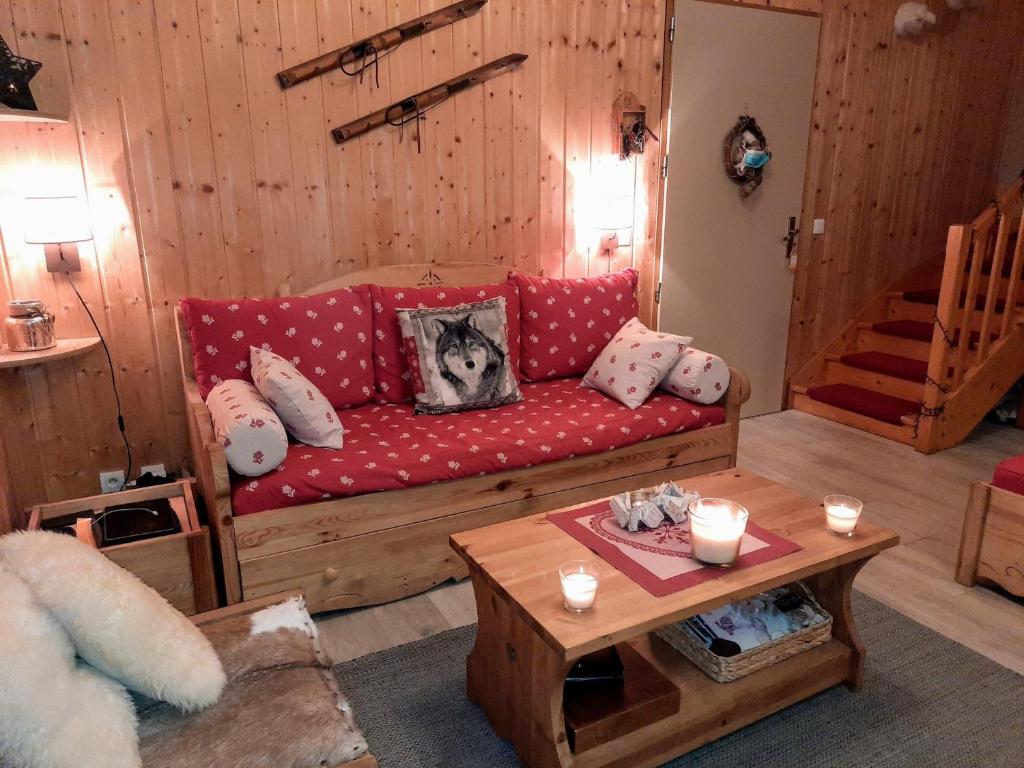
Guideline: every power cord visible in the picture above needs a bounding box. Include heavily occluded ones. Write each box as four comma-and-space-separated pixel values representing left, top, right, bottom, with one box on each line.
65, 273, 132, 491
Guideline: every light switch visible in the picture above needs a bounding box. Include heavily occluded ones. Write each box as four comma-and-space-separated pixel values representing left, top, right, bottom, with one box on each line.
812, 218, 826, 235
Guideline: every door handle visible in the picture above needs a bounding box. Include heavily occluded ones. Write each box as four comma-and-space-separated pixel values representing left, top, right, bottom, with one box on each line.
784, 216, 799, 260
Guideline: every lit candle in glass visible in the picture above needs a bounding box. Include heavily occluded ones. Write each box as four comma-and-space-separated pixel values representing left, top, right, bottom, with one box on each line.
824, 494, 863, 537
559, 560, 600, 613
688, 498, 749, 567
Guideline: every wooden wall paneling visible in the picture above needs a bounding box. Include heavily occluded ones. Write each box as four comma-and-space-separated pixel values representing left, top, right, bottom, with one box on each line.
786, 3, 848, 372
315, 0, 369, 273
631, 0, 668, 327
418, 0, 462, 263
61, 0, 166, 472
0, 367, 48, 524
385, 0, 429, 266
450, 3, 487, 260
537, 0, 568, 278
481, 0, 514, 266
10, 0, 122, 496
107, 0, 191, 476
239, 0, 300, 292
349, 2, 399, 266
561, 0, 594, 279
891, 38, 939, 267
510, 0, 541, 274
279, 0, 334, 287
196, 0, 267, 298
588, 0, 624, 277
0, 0, 676, 514
610, 0, 645, 280
831, 8, 885, 319
786, 0, 1024, 382
153, 0, 231, 299
0, 12, 48, 520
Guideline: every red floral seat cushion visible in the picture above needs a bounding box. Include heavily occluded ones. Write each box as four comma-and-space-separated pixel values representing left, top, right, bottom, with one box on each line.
230, 378, 725, 516
370, 281, 522, 404
180, 287, 374, 409
512, 269, 639, 381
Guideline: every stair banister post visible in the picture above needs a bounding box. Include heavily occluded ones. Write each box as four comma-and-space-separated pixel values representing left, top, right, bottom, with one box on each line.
952, 212, 994, 390
918, 225, 970, 452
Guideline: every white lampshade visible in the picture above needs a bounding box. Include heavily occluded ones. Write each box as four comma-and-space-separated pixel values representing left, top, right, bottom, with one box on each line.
23, 195, 93, 244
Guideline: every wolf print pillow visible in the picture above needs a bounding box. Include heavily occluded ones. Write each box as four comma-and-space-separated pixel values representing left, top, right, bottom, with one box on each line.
397, 298, 523, 415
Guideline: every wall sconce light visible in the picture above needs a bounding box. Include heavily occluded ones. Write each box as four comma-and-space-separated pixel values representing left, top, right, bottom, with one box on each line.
592, 156, 636, 256
23, 195, 91, 273
596, 207, 634, 255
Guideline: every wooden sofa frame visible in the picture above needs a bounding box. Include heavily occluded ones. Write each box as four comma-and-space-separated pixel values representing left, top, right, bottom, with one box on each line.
956, 479, 1024, 597
176, 262, 751, 613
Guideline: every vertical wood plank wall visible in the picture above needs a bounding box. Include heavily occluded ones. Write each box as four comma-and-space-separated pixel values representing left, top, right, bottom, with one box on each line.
785, 0, 1024, 380
0, 0, 668, 522
0, 0, 1018, 524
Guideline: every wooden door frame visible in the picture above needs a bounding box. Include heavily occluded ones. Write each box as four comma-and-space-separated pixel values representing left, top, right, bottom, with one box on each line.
651, 0, 823, 334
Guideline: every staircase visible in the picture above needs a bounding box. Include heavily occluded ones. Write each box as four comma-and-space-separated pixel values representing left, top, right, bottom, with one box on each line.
789, 177, 1024, 453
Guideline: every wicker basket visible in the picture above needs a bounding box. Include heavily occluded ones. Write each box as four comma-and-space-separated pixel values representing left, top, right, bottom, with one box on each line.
655, 582, 832, 683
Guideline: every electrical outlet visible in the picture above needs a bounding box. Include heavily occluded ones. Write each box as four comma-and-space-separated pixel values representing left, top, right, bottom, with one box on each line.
812, 218, 826, 235
100, 470, 126, 494
140, 464, 167, 478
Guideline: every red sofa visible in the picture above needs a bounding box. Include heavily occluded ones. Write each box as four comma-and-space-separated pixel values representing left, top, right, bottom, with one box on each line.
177, 262, 749, 612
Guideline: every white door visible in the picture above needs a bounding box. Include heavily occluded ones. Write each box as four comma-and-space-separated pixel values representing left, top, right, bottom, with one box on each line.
659, 1, 819, 417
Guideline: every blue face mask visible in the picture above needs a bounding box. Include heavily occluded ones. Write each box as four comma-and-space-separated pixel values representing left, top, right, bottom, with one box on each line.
742, 148, 772, 169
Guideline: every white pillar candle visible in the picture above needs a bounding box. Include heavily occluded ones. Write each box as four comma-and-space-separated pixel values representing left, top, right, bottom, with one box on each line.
824, 494, 863, 537
689, 498, 749, 567
559, 560, 600, 613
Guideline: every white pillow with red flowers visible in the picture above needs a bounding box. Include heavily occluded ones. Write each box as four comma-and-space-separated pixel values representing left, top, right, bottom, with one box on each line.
206, 380, 288, 476
582, 318, 686, 409
250, 346, 343, 449
660, 347, 731, 404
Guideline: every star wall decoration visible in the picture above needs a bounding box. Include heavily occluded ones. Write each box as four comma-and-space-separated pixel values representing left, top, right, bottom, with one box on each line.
0, 34, 41, 111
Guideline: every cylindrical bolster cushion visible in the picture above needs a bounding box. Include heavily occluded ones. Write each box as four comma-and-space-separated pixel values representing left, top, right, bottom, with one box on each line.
207, 380, 288, 476
659, 348, 731, 405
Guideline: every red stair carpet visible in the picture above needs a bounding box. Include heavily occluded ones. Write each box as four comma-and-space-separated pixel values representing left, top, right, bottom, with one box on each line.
903, 288, 1016, 313
840, 351, 928, 383
872, 320, 933, 342
807, 383, 919, 426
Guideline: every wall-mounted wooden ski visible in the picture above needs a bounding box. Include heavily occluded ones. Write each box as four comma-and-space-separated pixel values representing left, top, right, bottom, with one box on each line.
277, 0, 487, 89
331, 53, 527, 145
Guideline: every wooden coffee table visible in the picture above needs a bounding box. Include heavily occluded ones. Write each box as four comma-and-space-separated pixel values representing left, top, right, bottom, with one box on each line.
450, 469, 899, 768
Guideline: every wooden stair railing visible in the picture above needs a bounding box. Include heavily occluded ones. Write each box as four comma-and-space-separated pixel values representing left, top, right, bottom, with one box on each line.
917, 176, 1024, 453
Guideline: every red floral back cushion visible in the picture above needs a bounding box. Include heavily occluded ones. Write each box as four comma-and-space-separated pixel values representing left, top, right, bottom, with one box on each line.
512, 268, 639, 381
180, 286, 374, 409
370, 280, 521, 403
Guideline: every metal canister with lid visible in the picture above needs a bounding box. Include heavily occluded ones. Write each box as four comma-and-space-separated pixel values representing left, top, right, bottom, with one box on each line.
5, 300, 56, 352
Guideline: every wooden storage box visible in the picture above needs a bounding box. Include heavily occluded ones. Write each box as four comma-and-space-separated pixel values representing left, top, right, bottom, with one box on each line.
29, 480, 218, 615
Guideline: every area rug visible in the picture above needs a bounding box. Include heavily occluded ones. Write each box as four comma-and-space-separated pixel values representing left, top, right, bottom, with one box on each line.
333, 593, 1023, 767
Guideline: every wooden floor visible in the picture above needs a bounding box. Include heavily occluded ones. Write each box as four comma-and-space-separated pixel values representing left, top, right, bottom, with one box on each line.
316, 410, 1024, 675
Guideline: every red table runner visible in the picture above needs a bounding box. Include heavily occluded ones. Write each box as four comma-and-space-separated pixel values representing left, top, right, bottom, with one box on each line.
547, 500, 802, 597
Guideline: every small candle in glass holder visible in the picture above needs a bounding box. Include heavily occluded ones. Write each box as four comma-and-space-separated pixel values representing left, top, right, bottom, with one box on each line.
559, 560, 600, 613
688, 498, 749, 567
824, 494, 863, 537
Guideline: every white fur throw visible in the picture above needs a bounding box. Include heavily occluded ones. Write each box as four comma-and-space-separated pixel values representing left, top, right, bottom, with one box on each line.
0, 563, 141, 768
0, 531, 226, 711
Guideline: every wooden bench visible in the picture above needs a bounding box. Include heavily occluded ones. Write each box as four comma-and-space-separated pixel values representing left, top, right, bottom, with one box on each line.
176, 262, 751, 613
956, 473, 1024, 597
